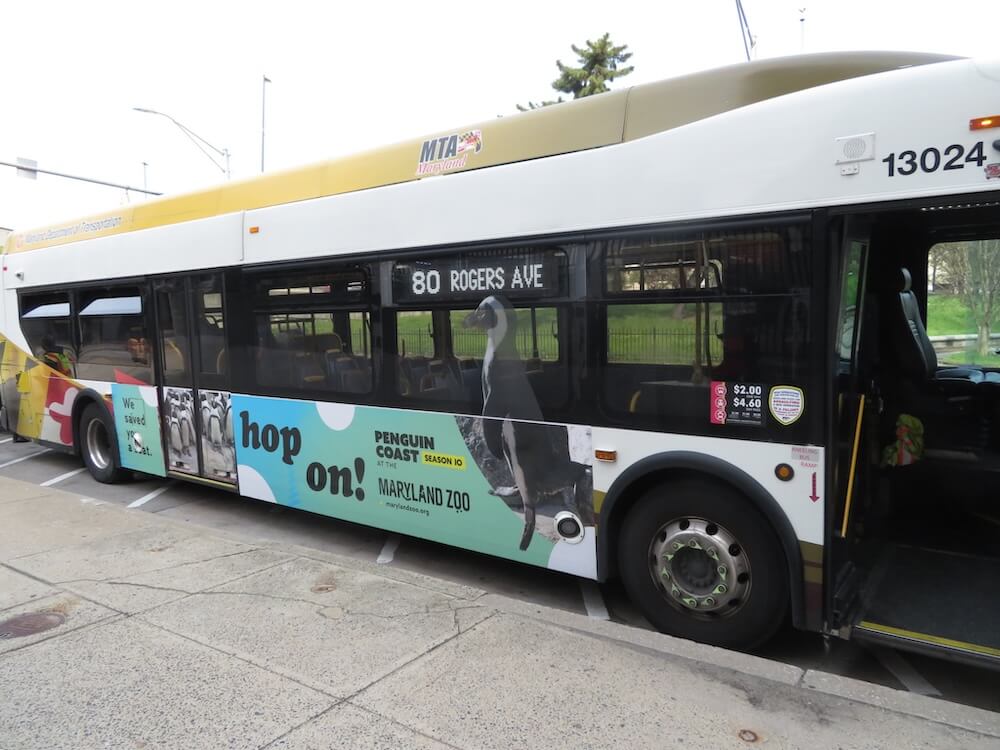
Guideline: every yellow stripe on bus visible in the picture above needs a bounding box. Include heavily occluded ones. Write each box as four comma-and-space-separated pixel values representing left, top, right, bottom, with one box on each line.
4, 52, 955, 255
858, 621, 1000, 658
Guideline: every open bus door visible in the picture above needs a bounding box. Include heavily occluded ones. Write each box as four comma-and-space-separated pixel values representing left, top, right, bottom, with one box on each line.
832, 208, 1000, 669
828, 216, 874, 635
154, 274, 236, 486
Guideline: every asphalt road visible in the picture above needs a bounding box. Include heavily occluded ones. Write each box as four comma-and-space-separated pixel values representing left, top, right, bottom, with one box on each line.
1, 432, 997, 715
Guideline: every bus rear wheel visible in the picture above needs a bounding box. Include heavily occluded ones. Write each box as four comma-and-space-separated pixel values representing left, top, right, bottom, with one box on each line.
79, 403, 126, 484
618, 478, 788, 651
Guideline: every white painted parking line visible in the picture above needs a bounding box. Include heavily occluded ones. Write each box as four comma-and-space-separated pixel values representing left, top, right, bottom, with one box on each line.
0, 437, 13, 444
40, 467, 87, 487
0, 449, 52, 470
580, 580, 610, 620
872, 647, 942, 696
127, 482, 176, 509
377, 534, 401, 564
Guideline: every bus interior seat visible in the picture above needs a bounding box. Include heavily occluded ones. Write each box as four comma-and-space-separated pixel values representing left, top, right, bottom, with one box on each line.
400, 356, 430, 395
201, 342, 225, 375
294, 353, 326, 388
326, 354, 360, 390
341, 368, 369, 394
628, 389, 642, 413
880, 267, 998, 455
162, 336, 186, 378
256, 329, 295, 387
315, 332, 342, 354
891, 267, 1000, 386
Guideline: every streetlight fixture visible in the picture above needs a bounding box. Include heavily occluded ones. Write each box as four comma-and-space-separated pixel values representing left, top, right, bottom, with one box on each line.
132, 107, 231, 180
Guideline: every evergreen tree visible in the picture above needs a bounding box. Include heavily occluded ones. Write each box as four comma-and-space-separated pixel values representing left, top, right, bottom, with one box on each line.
552, 33, 634, 99
518, 33, 633, 112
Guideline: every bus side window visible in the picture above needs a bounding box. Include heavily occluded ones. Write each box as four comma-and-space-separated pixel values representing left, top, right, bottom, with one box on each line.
599, 224, 812, 437
20, 295, 75, 375
394, 304, 568, 416
250, 268, 373, 396
197, 281, 227, 380
76, 290, 152, 385
394, 309, 461, 400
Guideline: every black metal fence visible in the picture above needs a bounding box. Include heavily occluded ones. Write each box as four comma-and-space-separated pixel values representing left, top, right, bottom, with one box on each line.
398, 327, 720, 364
609, 328, 722, 364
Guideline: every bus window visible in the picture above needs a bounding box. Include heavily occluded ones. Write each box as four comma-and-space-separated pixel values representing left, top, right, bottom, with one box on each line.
395, 304, 568, 414
599, 224, 811, 435
196, 276, 227, 383
250, 269, 372, 395
926, 239, 1000, 368
395, 309, 464, 400
20, 294, 75, 375
837, 239, 867, 365
77, 289, 152, 384
606, 302, 723, 366
452, 305, 561, 369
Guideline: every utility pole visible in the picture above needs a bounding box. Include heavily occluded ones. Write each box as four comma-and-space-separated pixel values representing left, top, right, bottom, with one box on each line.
261, 75, 271, 173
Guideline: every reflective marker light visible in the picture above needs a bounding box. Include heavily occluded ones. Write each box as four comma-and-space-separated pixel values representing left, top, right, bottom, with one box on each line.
774, 463, 794, 481
970, 116, 1000, 131
594, 449, 617, 462
249, 226, 260, 234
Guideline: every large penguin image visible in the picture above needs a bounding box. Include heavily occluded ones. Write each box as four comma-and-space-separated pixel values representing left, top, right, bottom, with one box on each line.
464, 295, 589, 550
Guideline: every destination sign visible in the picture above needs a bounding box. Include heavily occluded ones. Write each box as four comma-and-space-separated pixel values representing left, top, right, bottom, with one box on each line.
393, 250, 565, 303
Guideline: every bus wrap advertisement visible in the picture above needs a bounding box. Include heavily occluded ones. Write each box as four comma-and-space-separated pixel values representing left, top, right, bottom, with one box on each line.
231, 395, 597, 577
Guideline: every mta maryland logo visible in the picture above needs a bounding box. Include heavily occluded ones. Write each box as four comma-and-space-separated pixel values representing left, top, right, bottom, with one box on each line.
416, 130, 484, 176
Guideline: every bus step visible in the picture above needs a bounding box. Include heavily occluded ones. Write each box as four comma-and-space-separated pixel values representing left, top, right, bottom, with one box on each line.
853, 544, 1000, 670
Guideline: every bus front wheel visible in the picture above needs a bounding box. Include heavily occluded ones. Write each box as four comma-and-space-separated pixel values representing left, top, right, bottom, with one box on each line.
79, 403, 127, 484
618, 479, 788, 651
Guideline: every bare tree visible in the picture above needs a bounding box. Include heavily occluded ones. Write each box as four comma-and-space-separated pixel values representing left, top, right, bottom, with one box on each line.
963, 239, 1000, 357
939, 240, 1000, 357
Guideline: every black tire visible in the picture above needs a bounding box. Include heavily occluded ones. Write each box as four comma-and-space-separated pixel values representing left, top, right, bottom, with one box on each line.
618, 478, 788, 651
79, 402, 127, 484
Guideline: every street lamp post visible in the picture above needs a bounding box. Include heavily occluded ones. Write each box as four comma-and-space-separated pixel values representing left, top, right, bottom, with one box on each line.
261, 75, 271, 173
132, 107, 231, 180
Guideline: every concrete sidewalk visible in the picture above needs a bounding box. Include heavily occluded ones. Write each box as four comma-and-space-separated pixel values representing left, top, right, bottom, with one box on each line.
0, 476, 997, 750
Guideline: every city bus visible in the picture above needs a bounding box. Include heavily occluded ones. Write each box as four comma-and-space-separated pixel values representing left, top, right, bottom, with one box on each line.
2, 51, 999, 666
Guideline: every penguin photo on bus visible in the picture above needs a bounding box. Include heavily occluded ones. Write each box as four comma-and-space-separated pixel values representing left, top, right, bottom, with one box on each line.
164, 387, 196, 470
464, 295, 592, 551
199, 389, 236, 480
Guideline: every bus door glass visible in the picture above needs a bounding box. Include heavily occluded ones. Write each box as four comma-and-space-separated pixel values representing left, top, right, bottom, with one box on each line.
828, 217, 871, 623
155, 274, 235, 484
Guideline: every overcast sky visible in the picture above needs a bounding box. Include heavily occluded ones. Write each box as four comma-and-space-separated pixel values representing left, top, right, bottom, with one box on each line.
2, 0, 998, 232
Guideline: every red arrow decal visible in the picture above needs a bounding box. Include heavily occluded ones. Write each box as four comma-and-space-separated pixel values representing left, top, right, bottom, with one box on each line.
809, 472, 820, 503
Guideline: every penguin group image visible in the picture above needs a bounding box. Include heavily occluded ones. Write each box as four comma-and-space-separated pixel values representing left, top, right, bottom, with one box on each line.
201, 390, 234, 450
164, 388, 196, 469
199, 390, 236, 479
162, 387, 236, 478
464, 295, 593, 550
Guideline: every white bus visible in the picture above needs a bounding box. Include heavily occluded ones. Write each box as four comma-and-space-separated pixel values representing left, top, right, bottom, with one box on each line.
3, 50, 999, 664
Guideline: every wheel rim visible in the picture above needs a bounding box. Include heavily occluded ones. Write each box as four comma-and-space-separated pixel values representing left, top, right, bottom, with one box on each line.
85, 418, 111, 471
648, 517, 751, 618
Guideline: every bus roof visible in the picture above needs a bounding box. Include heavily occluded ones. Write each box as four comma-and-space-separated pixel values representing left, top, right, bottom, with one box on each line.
5, 50, 956, 255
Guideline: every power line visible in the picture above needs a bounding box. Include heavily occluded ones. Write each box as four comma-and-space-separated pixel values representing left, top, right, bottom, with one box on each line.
735, 0, 755, 62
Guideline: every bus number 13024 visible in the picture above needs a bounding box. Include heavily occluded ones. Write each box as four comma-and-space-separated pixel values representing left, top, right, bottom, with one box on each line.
882, 141, 986, 177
